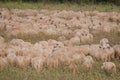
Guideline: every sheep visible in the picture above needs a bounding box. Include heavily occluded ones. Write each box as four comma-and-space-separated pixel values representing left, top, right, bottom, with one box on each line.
101, 62, 116, 74
31, 57, 45, 71
69, 36, 80, 45
78, 45, 90, 55
9, 39, 24, 46
105, 45, 115, 61
1, 8, 11, 19
100, 38, 109, 46
63, 40, 73, 46
72, 52, 86, 63
15, 56, 30, 69
82, 56, 94, 70
89, 44, 100, 56
99, 44, 115, 61
80, 33, 93, 44
7, 53, 16, 66
114, 45, 120, 59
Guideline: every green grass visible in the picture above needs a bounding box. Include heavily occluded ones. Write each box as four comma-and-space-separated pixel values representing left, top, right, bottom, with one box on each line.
92, 30, 120, 45
0, 2, 120, 12
0, 60, 120, 80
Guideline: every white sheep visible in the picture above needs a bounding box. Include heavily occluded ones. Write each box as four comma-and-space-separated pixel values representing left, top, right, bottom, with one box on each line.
101, 62, 116, 74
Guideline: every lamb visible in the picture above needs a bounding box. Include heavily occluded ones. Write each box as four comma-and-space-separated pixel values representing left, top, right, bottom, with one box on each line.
101, 62, 116, 74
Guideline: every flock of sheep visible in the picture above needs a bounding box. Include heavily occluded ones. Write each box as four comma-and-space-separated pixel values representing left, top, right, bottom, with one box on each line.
0, 8, 120, 75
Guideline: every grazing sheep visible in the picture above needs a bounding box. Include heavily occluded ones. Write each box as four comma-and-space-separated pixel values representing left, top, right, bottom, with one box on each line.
82, 56, 94, 70
31, 57, 45, 71
101, 62, 116, 74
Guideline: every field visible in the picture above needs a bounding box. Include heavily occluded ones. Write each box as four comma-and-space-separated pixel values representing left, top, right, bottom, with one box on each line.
0, 2, 120, 80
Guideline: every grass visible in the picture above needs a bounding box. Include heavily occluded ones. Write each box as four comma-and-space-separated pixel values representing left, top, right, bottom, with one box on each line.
0, 60, 120, 80
92, 30, 120, 45
0, 2, 120, 12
